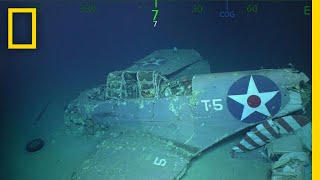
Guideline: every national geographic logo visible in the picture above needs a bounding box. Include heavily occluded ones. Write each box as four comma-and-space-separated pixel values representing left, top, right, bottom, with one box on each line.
7, 8, 37, 49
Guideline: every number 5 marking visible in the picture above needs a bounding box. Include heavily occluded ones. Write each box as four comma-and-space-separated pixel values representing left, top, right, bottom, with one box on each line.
152, 9, 159, 21
153, 157, 167, 166
212, 99, 223, 111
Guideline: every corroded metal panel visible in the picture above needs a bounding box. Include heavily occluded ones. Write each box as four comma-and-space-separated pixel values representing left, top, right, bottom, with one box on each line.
126, 49, 202, 76
72, 128, 197, 180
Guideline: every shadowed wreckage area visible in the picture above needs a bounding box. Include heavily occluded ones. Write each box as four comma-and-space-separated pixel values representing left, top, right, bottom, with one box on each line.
64, 49, 311, 180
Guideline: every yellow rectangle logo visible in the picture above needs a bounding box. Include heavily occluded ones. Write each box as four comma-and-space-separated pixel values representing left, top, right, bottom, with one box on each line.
8, 8, 37, 49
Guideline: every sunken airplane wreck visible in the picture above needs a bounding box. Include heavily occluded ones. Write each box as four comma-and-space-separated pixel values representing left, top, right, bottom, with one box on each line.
65, 48, 311, 180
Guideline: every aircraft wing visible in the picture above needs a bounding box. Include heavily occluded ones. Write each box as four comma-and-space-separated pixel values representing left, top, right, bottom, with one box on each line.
71, 127, 196, 180
126, 49, 203, 76
66, 68, 310, 180
94, 69, 308, 152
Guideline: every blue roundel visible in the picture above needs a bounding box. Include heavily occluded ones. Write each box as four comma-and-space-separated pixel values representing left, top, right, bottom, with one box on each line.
227, 75, 281, 123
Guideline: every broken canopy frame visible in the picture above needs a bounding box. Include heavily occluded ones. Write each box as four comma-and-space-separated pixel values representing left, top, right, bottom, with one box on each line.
64, 48, 209, 137
64, 49, 310, 179
68, 68, 309, 180
106, 70, 168, 99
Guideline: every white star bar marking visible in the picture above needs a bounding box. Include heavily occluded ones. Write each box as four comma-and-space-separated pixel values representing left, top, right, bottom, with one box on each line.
228, 76, 279, 121
140, 57, 166, 67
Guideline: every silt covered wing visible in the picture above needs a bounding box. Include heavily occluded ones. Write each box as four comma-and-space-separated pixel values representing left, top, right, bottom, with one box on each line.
126, 49, 202, 76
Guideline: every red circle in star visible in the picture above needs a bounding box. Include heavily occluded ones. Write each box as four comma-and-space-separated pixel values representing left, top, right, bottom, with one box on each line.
247, 95, 261, 108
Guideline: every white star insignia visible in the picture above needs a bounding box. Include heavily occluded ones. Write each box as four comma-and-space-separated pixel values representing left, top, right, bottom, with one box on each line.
139, 57, 166, 67
228, 76, 279, 121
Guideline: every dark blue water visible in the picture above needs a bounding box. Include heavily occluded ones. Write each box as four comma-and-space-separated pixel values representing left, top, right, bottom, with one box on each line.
0, 1, 312, 179
0, 1, 311, 105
